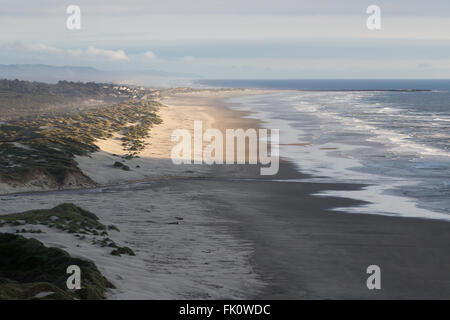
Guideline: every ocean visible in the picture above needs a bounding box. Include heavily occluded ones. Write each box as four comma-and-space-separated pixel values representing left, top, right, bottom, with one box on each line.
198, 80, 450, 220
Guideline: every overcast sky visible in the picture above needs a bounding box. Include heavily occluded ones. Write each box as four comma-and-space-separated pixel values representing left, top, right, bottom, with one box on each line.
1, 0, 450, 78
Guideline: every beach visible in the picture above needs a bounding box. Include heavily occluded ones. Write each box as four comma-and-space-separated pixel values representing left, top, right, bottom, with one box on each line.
159, 90, 450, 299
1, 89, 450, 299
74, 89, 270, 185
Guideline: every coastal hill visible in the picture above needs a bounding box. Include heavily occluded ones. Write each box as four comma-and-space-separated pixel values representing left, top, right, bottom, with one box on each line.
0, 64, 199, 87
0, 79, 162, 194
0, 64, 103, 84
0, 78, 157, 120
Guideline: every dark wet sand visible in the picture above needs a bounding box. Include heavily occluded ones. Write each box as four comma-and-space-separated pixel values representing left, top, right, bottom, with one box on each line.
173, 159, 450, 299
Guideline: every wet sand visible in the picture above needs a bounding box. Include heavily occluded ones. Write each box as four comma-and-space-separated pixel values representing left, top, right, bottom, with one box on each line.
188, 169, 450, 299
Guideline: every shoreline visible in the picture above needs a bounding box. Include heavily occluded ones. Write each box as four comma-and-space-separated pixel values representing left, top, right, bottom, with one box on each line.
222, 90, 450, 222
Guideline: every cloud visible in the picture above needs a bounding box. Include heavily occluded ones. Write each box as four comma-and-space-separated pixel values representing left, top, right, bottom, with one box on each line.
67, 48, 83, 56
1, 42, 64, 54
29, 43, 64, 54
144, 51, 157, 59
85, 46, 129, 61
1, 42, 130, 62
181, 56, 196, 62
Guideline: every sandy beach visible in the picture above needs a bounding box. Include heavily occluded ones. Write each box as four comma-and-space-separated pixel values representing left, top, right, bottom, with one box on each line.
1, 89, 450, 299
74, 89, 270, 186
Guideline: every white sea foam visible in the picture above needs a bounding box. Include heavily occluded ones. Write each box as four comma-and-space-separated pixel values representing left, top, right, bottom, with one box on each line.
227, 91, 450, 220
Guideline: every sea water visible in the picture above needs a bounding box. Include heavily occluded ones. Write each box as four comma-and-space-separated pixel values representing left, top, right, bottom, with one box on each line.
199, 80, 450, 220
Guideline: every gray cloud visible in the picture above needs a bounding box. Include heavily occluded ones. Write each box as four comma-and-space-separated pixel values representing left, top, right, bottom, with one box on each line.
0, 42, 129, 61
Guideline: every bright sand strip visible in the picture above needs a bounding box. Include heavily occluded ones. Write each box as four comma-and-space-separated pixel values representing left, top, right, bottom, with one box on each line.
76, 89, 271, 186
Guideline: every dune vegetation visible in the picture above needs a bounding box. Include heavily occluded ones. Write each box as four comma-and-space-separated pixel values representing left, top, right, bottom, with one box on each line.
0, 232, 114, 300
0, 79, 162, 188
